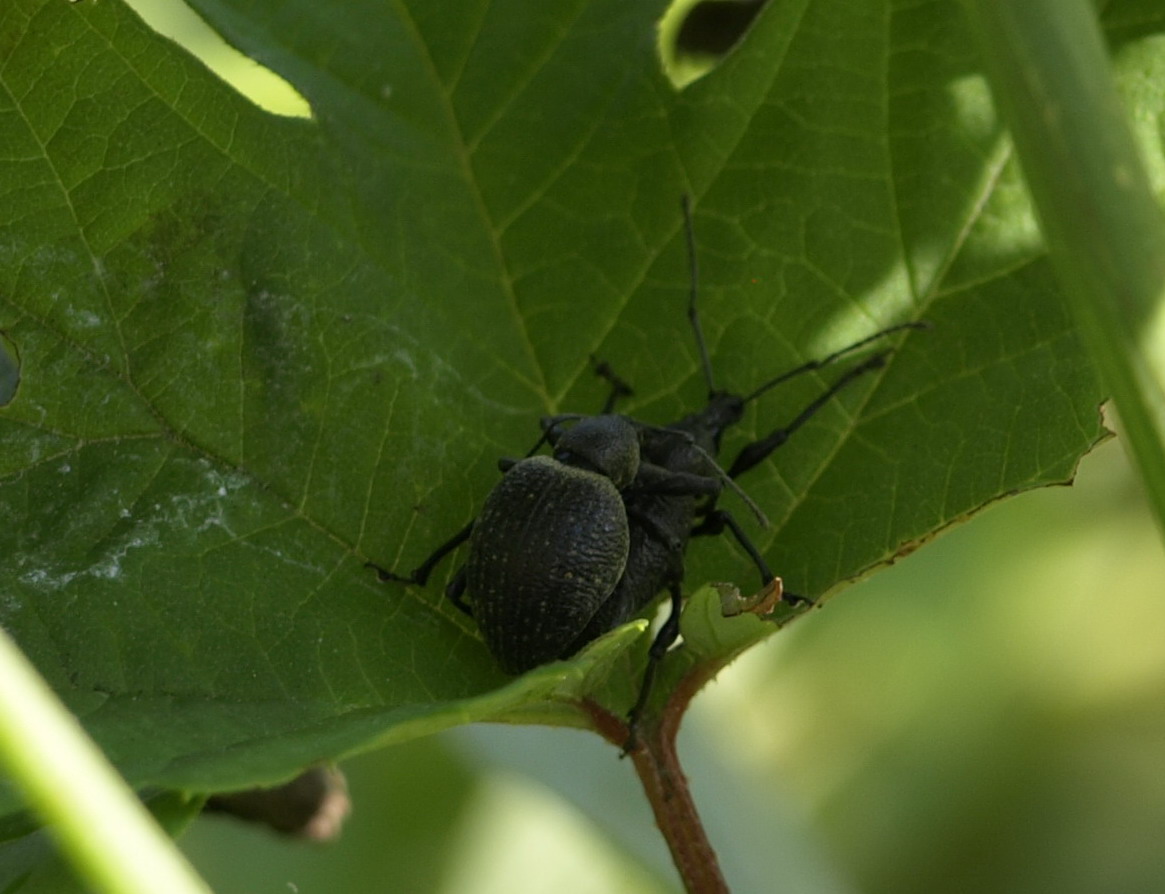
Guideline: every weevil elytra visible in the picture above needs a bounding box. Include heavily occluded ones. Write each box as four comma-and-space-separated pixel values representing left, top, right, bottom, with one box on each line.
379, 197, 927, 742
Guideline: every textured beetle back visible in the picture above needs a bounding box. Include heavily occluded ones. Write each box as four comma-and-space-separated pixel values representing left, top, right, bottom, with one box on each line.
467, 455, 630, 673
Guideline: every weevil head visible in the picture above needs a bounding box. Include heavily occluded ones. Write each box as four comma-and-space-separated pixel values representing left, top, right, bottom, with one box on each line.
553, 415, 640, 488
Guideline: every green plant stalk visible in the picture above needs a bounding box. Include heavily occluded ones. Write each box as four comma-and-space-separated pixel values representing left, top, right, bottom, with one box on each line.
0, 627, 211, 894
962, 0, 1165, 536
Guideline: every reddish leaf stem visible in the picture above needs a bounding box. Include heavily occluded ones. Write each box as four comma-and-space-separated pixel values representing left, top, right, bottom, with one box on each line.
632, 723, 727, 893
584, 680, 728, 894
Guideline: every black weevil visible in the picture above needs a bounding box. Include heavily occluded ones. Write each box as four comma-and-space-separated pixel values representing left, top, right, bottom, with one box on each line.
379, 197, 927, 742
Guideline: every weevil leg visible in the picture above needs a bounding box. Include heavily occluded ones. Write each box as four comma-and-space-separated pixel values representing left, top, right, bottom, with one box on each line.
781, 590, 814, 607
625, 581, 684, 753
632, 462, 722, 497
375, 518, 475, 587
727, 352, 890, 480
738, 321, 929, 406
446, 565, 472, 616
528, 419, 567, 456
591, 356, 634, 414
693, 509, 815, 607
521, 414, 589, 460
534, 414, 586, 453
692, 508, 773, 585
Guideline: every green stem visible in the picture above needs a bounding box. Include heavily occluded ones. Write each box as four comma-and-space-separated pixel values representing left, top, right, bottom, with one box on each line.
963, 0, 1165, 536
0, 627, 211, 894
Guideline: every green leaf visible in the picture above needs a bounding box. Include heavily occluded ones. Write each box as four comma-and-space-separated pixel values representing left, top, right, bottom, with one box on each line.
2, 0, 1135, 824
963, 0, 1165, 535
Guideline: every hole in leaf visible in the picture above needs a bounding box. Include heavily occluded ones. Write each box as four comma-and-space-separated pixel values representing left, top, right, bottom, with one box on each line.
659, 0, 768, 88
124, 0, 312, 119
0, 332, 20, 407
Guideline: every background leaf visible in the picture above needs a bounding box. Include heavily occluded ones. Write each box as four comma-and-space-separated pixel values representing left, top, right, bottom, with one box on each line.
0, 0, 1114, 828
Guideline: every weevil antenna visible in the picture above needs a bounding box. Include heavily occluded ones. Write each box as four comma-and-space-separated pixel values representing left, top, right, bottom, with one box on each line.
691, 441, 770, 529
682, 195, 718, 397
741, 321, 932, 405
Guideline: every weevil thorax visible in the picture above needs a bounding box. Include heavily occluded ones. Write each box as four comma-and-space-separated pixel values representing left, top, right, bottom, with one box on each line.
552, 415, 640, 489
673, 389, 746, 454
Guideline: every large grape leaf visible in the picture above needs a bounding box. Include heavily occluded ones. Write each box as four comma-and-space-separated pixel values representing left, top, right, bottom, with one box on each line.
3, 0, 1143, 822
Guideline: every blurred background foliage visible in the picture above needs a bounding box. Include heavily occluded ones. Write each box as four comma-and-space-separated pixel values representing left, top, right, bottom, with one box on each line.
122, 0, 1165, 891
